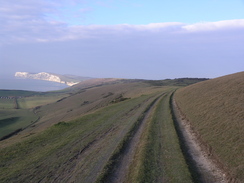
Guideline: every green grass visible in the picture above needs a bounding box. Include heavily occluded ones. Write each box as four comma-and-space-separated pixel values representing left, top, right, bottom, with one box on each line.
0, 78, 209, 182
0, 93, 159, 182
0, 98, 15, 109
96, 93, 162, 183
127, 91, 192, 183
0, 90, 38, 97
0, 117, 20, 128
0, 109, 38, 139
174, 71, 244, 181
0, 91, 68, 139
17, 94, 68, 109
0, 89, 69, 109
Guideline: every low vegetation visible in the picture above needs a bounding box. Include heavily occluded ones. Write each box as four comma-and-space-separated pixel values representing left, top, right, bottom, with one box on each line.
145, 78, 208, 86
0, 109, 38, 139
0, 90, 38, 97
0, 98, 14, 109
174, 71, 244, 181
17, 94, 69, 109
127, 92, 192, 183
0, 75, 242, 182
0, 90, 68, 139
0, 92, 161, 182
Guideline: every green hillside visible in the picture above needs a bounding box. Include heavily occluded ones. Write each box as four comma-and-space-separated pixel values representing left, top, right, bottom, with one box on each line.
0, 76, 240, 182
174, 71, 244, 181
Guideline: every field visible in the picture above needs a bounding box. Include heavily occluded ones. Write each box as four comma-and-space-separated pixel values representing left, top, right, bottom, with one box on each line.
0, 109, 38, 140
17, 94, 69, 109
0, 75, 242, 182
0, 90, 68, 139
0, 90, 37, 97
0, 98, 15, 109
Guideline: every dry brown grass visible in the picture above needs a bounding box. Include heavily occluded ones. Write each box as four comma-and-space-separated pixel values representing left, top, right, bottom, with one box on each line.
174, 71, 244, 181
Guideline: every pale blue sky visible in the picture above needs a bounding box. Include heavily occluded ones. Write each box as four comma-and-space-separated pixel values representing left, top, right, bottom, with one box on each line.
49, 0, 244, 25
0, 0, 244, 79
47, 0, 244, 25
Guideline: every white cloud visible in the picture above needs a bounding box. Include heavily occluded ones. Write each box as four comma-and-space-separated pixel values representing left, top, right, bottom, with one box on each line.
1, 0, 244, 44
182, 19, 244, 32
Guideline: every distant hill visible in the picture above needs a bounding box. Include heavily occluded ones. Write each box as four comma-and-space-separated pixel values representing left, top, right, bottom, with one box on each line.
174, 71, 244, 181
144, 78, 209, 86
15, 72, 92, 86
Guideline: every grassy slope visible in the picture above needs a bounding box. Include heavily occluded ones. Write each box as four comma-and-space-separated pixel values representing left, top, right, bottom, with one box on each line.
0, 92, 160, 182
17, 94, 69, 109
0, 78, 208, 182
174, 71, 244, 180
30, 80, 167, 133
0, 91, 68, 139
0, 79, 163, 146
0, 109, 38, 139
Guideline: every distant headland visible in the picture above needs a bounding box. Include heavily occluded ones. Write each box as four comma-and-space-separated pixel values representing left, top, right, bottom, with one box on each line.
15, 72, 91, 86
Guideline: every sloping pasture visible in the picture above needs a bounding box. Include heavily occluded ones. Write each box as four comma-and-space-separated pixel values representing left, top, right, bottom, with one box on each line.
0, 109, 38, 139
174, 71, 244, 181
0, 78, 213, 182
0, 92, 161, 182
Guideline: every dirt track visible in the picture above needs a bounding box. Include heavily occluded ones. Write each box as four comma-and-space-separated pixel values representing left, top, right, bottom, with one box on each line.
101, 93, 230, 183
172, 99, 229, 183
107, 94, 163, 183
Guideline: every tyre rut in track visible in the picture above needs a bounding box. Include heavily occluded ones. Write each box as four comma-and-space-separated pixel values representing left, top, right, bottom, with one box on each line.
97, 93, 165, 183
171, 96, 229, 183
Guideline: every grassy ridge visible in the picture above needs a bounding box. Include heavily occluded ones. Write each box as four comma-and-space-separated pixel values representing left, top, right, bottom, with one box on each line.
127, 92, 192, 183
174, 71, 244, 181
144, 78, 208, 87
0, 93, 159, 182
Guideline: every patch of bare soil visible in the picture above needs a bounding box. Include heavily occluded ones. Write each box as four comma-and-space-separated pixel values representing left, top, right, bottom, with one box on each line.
172, 99, 230, 183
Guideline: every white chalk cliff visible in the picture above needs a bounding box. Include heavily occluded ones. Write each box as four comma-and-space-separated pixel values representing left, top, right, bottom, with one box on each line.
15, 72, 79, 86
